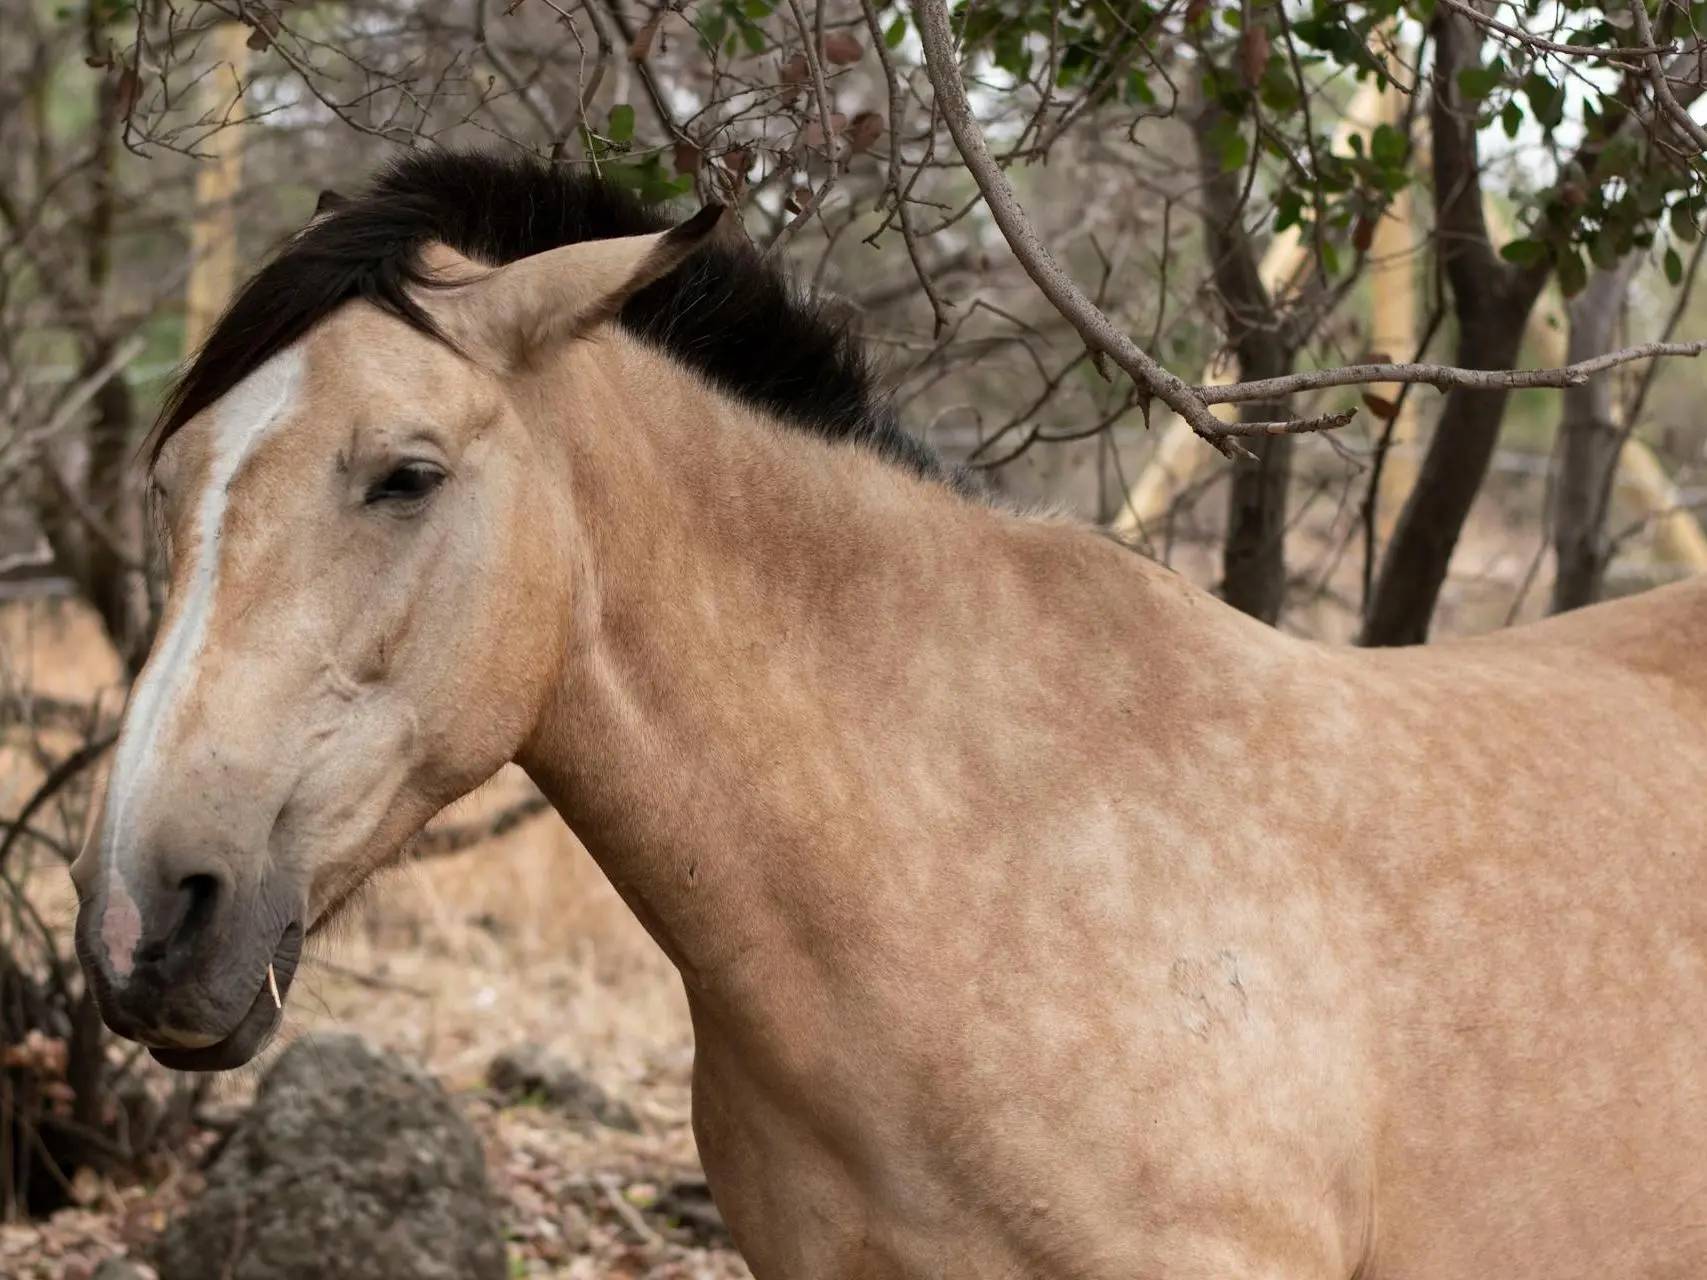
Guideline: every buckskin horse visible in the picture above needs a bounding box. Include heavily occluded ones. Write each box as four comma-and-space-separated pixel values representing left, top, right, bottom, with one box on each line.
70, 149, 1706, 1279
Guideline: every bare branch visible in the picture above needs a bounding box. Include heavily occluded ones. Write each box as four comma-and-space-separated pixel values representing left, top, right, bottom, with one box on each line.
0, 334, 146, 480
910, 0, 1349, 455
1435, 0, 1666, 65
1194, 339, 1707, 405
770, 0, 843, 253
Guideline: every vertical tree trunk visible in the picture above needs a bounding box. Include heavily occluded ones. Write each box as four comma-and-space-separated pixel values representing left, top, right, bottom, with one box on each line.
1550, 260, 1638, 613
1358, 9, 1550, 646
1220, 429, 1293, 624
1192, 98, 1295, 625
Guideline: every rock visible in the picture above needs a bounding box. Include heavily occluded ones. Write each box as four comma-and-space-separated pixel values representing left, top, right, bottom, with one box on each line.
655, 1178, 729, 1246
486, 1043, 641, 1132
150, 1032, 506, 1280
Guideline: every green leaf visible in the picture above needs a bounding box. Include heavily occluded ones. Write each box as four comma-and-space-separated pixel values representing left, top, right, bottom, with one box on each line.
1211, 119, 1249, 173
1125, 67, 1157, 106
885, 14, 906, 46
1523, 72, 1565, 131
1320, 239, 1342, 277
1258, 61, 1300, 112
1499, 237, 1547, 267
607, 103, 635, 144
1370, 122, 1406, 168
1671, 204, 1700, 244
1555, 244, 1588, 297
1589, 224, 1622, 271
1274, 186, 1305, 234
741, 22, 766, 53
1501, 99, 1523, 139
1456, 62, 1503, 102
1666, 246, 1685, 286
743, 0, 772, 16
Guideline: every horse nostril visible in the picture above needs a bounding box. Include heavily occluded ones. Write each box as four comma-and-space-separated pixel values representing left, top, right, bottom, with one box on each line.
134, 870, 225, 967
178, 873, 221, 942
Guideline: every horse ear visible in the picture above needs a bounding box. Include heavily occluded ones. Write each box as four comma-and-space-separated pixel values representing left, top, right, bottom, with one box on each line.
313, 189, 350, 218
427, 203, 727, 371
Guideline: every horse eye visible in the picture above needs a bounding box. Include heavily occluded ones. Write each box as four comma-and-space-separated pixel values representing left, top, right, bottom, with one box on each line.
365, 462, 445, 506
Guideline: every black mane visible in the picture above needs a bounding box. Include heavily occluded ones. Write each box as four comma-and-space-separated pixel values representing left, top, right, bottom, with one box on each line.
151, 148, 977, 497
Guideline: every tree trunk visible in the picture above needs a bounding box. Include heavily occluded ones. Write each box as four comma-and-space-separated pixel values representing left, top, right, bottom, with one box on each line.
1192, 97, 1295, 626
1550, 260, 1639, 613
1358, 8, 1550, 646
32, 33, 146, 675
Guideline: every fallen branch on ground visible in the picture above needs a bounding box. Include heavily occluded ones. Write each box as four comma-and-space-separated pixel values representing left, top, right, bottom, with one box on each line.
409, 792, 553, 860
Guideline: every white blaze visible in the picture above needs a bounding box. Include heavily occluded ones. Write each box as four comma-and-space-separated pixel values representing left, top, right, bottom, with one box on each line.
98, 347, 305, 975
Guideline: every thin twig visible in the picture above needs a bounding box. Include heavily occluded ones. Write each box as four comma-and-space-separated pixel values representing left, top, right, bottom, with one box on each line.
598, 1174, 665, 1247
0, 334, 146, 479
0, 731, 117, 875
858, 0, 953, 335
770, 0, 842, 253
1436, 0, 1666, 64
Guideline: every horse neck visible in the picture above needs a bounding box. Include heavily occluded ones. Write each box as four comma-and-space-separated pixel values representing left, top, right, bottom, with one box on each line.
514, 335, 995, 986
511, 335, 1262, 1009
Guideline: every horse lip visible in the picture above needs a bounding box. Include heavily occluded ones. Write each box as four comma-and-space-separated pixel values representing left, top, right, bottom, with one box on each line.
143, 1026, 225, 1050
148, 922, 303, 1073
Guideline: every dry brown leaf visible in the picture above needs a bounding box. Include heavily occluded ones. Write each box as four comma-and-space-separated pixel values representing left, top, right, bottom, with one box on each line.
1240, 23, 1270, 87
247, 6, 281, 49
115, 63, 141, 116
1352, 213, 1375, 253
822, 30, 864, 64
847, 111, 885, 154
1361, 392, 1401, 421
674, 141, 703, 176
803, 113, 847, 146
629, 13, 663, 62
786, 186, 814, 214
778, 53, 808, 106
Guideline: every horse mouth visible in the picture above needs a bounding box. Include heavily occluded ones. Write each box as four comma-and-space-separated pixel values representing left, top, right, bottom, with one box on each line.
148, 923, 304, 1072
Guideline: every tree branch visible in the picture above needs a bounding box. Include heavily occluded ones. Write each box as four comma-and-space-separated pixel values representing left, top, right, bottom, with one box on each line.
1435, 0, 1666, 65
1629, 0, 1707, 157
1193, 338, 1707, 405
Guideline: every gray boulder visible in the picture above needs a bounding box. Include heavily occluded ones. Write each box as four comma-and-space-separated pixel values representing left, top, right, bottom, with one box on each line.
151, 1032, 506, 1280
486, 1043, 640, 1132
